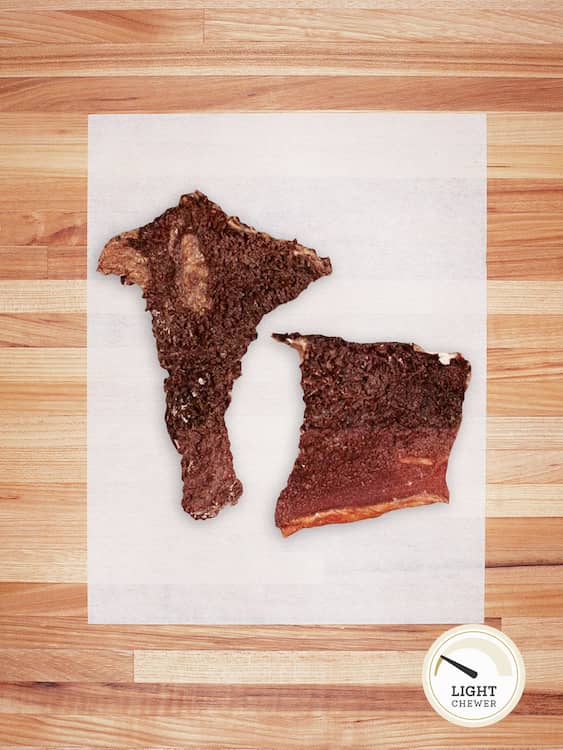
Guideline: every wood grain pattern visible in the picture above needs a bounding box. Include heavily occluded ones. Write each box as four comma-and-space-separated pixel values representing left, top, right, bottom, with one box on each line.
0, 582, 86, 616
0, 244, 85, 281
0, 211, 86, 245
0, 10, 203, 45
0, 619, 475, 651
488, 417, 563, 449
2, 76, 563, 114
0, 349, 84, 379
4, 0, 563, 7
486, 566, 563, 618
205, 9, 563, 44
488, 315, 563, 348
0, 247, 48, 279
0, 650, 133, 682
134, 650, 424, 684
0, 681, 559, 715
0, 5, 562, 749
0, 281, 84, 312
0, 314, 85, 347
0, 711, 562, 749
488, 178, 563, 213
135, 648, 563, 689
487, 484, 563, 516
3, 42, 563, 78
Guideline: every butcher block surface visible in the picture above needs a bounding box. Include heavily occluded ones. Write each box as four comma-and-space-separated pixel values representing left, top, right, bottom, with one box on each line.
0, 3, 562, 748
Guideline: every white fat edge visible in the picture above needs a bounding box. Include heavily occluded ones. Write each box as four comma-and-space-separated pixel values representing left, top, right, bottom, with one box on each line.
412, 343, 459, 366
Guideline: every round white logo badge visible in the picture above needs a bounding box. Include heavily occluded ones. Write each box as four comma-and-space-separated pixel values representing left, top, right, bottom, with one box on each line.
422, 624, 525, 727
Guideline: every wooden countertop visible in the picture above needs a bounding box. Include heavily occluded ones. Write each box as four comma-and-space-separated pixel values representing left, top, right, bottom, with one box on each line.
0, 4, 562, 748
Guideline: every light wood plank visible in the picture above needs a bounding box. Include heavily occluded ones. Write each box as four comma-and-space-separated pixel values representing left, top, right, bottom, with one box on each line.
0, 10, 203, 44
133, 647, 563, 687
0, 178, 85, 210
488, 113, 563, 146
0, 682, 424, 714
0, 550, 85, 583
488, 348, 563, 381
0, 314, 85, 347
6, 686, 562, 719
0, 415, 84, 446
0, 650, 132, 681
140, 649, 417, 685
0, 246, 86, 281
487, 484, 563, 516
0, 210, 85, 245
0, 142, 85, 209
489, 179, 563, 214
486, 565, 563, 617
0, 619, 461, 652
0, 486, 85, 582
0, 582, 86, 616
0, 488, 85, 581
514, 650, 563, 691
0, 142, 86, 175
0, 546, 84, 584
206, 9, 563, 44
0, 245, 87, 280
489, 145, 563, 179
0, 382, 85, 415
503, 617, 563, 649
488, 315, 563, 348
0, 482, 83, 504
14, 680, 555, 716
488, 451, 563, 484
488, 381, 563, 416
4, 41, 563, 79
486, 518, 563, 566
0, 446, 85, 482
0, 711, 560, 748
0, 247, 48, 279
0, 348, 84, 380
489, 215, 563, 257
2, 76, 563, 113
0, 112, 85, 143
489, 244, 563, 280
47, 245, 85, 278
488, 282, 563, 314
3, 41, 563, 78
3, 0, 563, 8
488, 418, 563, 449
0, 281, 84, 312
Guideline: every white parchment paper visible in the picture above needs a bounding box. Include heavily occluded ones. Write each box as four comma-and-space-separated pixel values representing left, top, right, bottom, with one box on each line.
88, 113, 486, 623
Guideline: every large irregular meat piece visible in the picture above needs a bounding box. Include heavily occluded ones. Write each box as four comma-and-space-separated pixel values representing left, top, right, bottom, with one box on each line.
98, 192, 331, 519
273, 334, 471, 536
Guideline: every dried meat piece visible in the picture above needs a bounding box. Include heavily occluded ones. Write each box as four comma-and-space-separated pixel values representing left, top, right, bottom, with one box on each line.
273, 334, 470, 536
98, 192, 331, 519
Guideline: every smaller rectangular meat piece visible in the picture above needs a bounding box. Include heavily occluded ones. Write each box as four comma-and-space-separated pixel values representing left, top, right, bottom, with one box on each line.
273, 334, 471, 536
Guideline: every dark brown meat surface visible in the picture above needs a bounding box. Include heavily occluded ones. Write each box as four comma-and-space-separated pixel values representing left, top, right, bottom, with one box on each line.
98, 192, 331, 519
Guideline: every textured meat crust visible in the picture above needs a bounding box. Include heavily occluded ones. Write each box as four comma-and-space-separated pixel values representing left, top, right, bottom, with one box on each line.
98, 192, 331, 520
273, 334, 471, 535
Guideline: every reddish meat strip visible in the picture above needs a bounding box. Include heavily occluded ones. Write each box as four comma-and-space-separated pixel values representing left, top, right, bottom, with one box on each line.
273, 334, 470, 536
